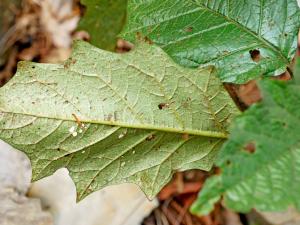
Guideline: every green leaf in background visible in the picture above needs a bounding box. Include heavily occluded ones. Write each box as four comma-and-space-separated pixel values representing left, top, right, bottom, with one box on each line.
0, 41, 239, 200
191, 58, 300, 214
0, 0, 22, 66
121, 0, 300, 83
78, 0, 127, 51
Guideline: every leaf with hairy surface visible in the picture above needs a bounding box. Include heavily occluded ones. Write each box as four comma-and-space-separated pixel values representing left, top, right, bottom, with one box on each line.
0, 41, 239, 201
121, 0, 300, 83
191, 58, 300, 215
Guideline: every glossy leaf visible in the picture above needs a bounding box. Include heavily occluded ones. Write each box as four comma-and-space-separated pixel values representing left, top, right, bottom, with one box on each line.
121, 0, 300, 83
191, 58, 300, 214
78, 0, 127, 51
0, 41, 239, 200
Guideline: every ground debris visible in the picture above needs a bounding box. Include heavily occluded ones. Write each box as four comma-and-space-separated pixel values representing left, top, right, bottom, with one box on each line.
142, 170, 243, 225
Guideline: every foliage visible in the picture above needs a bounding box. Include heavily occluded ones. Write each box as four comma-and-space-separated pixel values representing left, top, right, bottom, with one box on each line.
0, 0, 22, 66
0, 0, 300, 214
191, 59, 300, 215
0, 41, 238, 200
121, 0, 300, 83
78, 0, 127, 51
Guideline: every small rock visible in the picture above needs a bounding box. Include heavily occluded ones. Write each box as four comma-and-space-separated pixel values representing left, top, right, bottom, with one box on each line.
0, 140, 31, 194
0, 188, 53, 225
29, 169, 158, 225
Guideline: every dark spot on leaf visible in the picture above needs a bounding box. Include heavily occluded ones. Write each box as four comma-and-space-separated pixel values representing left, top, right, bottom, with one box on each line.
32, 66, 35, 69
31, 102, 35, 104
114, 112, 118, 121
184, 26, 193, 32
64, 153, 71, 157
182, 133, 189, 140
182, 97, 191, 108
146, 134, 155, 141
158, 103, 170, 110
105, 114, 113, 121
158, 103, 167, 110
136, 32, 142, 40
249, 49, 261, 62
144, 36, 153, 45
243, 142, 256, 154
226, 160, 231, 165
284, 33, 288, 37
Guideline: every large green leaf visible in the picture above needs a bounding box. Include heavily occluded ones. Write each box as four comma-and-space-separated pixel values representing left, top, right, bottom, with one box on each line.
78, 0, 127, 51
0, 41, 239, 200
121, 0, 300, 83
191, 58, 300, 214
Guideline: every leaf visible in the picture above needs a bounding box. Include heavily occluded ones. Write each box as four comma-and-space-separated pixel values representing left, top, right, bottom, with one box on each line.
78, 0, 127, 51
0, 41, 239, 201
121, 0, 300, 83
191, 58, 300, 214
0, 0, 22, 66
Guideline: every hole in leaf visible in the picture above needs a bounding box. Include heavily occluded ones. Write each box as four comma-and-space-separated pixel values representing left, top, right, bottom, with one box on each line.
158, 103, 167, 110
184, 26, 193, 32
243, 142, 256, 154
158, 101, 174, 110
249, 49, 261, 62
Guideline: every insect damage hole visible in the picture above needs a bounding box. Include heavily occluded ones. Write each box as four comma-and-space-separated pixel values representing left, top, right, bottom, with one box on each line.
158, 101, 174, 110
249, 49, 261, 62
158, 103, 167, 110
243, 142, 256, 154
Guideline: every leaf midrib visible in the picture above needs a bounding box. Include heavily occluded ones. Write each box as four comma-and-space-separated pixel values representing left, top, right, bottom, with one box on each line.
0, 110, 228, 138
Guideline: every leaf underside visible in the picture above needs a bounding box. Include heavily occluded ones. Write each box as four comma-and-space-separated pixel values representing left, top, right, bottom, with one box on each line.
121, 0, 300, 83
191, 58, 300, 215
78, 0, 127, 51
0, 41, 238, 201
